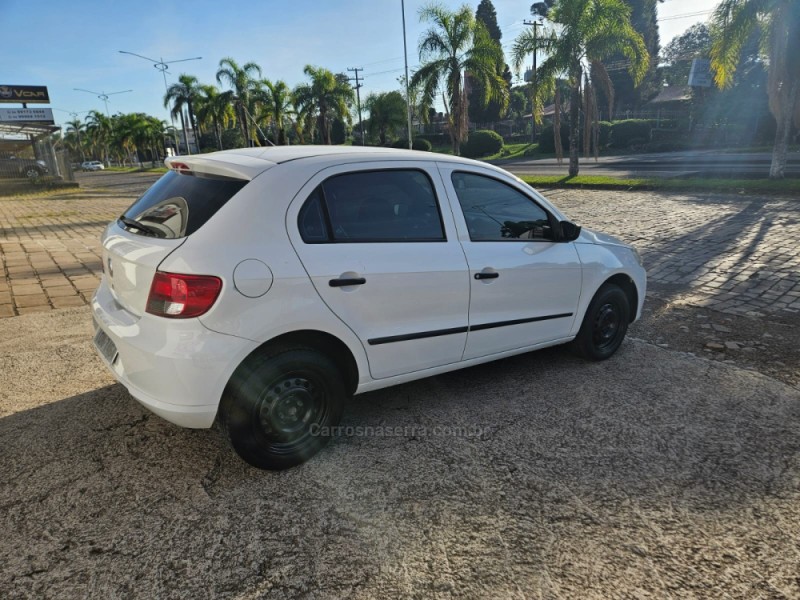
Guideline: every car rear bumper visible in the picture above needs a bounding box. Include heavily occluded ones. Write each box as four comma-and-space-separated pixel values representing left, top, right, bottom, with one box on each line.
91, 279, 258, 428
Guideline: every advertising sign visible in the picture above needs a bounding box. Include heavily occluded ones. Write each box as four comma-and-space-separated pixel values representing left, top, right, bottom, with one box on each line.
688, 59, 712, 88
0, 107, 55, 124
0, 85, 50, 104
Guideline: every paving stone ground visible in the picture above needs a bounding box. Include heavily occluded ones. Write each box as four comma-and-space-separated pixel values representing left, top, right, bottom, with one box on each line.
1, 172, 799, 320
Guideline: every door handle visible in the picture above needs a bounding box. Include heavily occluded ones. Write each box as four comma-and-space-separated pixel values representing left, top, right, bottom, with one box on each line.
474, 272, 499, 280
329, 277, 366, 287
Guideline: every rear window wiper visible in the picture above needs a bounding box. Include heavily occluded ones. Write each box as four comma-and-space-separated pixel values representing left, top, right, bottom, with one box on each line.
118, 215, 160, 237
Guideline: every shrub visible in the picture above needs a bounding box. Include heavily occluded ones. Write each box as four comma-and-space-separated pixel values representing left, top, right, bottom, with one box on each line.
461, 130, 504, 158
390, 138, 432, 151
610, 119, 653, 148
599, 121, 612, 148
537, 123, 571, 154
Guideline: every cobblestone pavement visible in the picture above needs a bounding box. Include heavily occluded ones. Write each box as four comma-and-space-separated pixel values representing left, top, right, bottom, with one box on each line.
545, 187, 800, 317
1, 173, 799, 319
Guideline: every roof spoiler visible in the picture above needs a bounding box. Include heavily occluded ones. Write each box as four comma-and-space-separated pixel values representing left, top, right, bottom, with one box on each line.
164, 154, 274, 181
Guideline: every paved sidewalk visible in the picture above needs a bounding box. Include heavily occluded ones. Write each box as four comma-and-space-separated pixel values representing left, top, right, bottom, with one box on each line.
1, 173, 799, 319
0, 173, 153, 317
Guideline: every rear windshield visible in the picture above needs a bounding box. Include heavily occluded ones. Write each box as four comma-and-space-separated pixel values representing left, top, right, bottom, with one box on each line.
120, 170, 246, 238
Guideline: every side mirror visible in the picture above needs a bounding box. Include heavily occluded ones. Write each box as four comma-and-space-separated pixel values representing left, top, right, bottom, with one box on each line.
559, 220, 582, 242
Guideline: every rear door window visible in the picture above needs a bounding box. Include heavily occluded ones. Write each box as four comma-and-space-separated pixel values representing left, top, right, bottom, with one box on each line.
121, 170, 246, 238
298, 169, 446, 243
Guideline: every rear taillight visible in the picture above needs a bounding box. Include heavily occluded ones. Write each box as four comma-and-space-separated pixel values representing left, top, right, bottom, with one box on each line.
146, 272, 222, 318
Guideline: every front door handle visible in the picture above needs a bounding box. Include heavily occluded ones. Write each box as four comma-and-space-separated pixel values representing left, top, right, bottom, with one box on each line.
329, 277, 367, 287
474, 272, 499, 280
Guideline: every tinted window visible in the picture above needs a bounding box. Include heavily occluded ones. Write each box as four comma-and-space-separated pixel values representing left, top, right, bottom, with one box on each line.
122, 170, 246, 238
451, 172, 554, 241
301, 169, 445, 243
298, 186, 329, 242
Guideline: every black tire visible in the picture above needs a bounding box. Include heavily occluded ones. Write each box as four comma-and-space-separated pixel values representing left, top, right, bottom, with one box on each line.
571, 283, 630, 361
219, 347, 345, 470
23, 166, 43, 179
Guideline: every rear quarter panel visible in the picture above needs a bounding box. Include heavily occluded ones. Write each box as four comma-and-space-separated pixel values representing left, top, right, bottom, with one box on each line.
156, 162, 372, 386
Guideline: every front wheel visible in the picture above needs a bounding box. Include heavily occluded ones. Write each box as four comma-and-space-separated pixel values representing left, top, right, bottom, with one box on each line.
24, 167, 43, 179
571, 283, 630, 360
219, 347, 345, 470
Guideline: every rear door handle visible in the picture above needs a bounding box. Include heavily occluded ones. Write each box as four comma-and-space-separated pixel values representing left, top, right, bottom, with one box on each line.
329, 277, 367, 287
474, 272, 499, 280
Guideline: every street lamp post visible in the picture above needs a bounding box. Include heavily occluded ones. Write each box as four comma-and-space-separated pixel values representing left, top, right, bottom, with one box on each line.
73, 88, 133, 166
73, 88, 133, 118
119, 51, 202, 155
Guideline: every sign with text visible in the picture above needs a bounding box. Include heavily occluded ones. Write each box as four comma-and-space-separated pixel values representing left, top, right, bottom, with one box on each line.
688, 59, 712, 88
0, 85, 50, 104
0, 107, 55, 124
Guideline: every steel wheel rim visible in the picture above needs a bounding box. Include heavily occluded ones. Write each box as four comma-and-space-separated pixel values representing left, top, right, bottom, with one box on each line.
254, 372, 328, 448
593, 302, 621, 350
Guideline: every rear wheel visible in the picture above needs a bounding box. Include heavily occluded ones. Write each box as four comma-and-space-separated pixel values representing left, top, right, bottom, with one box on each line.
219, 347, 345, 470
571, 283, 630, 360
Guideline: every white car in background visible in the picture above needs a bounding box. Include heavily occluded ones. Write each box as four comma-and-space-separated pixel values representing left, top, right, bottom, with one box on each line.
81, 160, 105, 171
92, 147, 646, 470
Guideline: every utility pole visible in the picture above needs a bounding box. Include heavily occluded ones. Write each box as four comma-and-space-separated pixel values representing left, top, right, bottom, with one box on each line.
401, 0, 413, 149
347, 67, 365, 146
523, 19, 542, 143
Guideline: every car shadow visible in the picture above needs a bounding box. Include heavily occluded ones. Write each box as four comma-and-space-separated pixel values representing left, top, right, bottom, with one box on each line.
2, 341, 799, 596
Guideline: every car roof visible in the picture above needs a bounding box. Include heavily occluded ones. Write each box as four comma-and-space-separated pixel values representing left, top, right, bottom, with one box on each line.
165, 145, 505, 180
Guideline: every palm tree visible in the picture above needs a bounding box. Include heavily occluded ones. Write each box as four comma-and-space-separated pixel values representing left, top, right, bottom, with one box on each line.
364, 91, 408, 145
65, 118, 85, 161
411, 4, 508, 155
255, 79, 294, 145
710, 0, 800, 179
195, 85, 235, 150
164, 74, 202, 153
216, 57, 262, 146
85, 111, 112, 166
293, 65, 354, 144
512, 0, 648, 176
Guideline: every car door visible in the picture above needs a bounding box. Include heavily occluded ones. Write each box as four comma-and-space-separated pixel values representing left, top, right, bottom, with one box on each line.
437, 163, 583, 361
286, 161, 470, 379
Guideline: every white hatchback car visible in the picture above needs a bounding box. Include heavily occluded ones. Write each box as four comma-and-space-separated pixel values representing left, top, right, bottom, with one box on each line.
92, 146, 646, 469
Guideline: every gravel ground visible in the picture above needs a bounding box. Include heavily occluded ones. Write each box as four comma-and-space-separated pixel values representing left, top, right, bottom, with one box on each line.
1, 308, 799, 599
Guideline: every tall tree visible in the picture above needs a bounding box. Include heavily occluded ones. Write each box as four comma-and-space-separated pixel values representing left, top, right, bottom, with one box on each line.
216, 57, 263, 146
195, 85, 235, 150
605, 0, 661, 114
255, 79, 294, 145
84, 111, 112, 165
164, 74, 203, 153
412, 3, 508, 155
65, 119, 85, 161
711, 0, 800, 179
660, 23, 711, 86
469, 0, 512, 125
293, 66, 354, 144
364, 91, 408, 145
513, 0, 648, 175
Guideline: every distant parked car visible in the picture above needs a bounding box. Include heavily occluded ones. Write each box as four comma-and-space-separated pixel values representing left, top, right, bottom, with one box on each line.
0, 156, 48, 179
81, 161, 105, 171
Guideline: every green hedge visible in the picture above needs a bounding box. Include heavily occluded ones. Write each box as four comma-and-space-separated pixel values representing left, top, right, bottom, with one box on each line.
390, 138, 433, 151
609, 119, 653, 148
461, 130, 504, 158
538, 124, 571, 154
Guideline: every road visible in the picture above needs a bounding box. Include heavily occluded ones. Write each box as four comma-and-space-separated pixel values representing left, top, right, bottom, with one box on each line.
499, 150, 800, 178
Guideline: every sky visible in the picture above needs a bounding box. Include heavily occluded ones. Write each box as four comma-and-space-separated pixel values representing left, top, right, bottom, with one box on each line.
1, 0, 719, 129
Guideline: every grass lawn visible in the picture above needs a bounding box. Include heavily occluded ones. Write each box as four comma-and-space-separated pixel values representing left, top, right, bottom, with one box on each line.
519, 174, 800, 195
